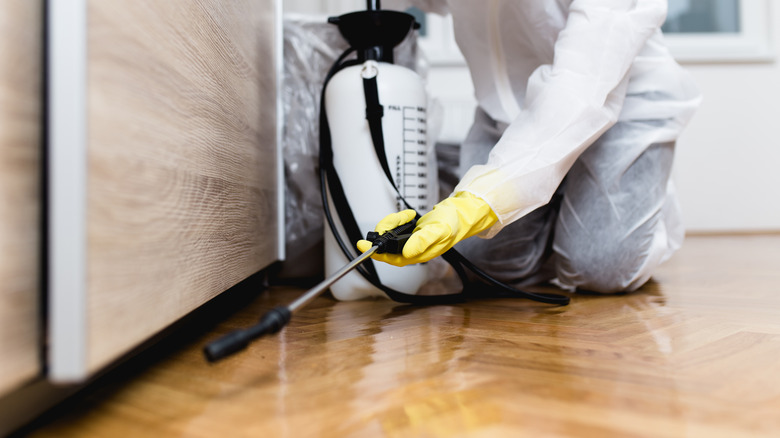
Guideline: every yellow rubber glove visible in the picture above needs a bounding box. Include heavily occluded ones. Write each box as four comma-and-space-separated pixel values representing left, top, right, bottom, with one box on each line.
356, 191, 498, 267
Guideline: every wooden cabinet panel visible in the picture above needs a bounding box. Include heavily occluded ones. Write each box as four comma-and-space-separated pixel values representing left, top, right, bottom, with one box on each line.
0, 0, 42, 395
49, 0, 281, 380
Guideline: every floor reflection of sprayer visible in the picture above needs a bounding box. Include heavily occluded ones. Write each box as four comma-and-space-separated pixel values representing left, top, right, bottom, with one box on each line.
204, 1, 569, 363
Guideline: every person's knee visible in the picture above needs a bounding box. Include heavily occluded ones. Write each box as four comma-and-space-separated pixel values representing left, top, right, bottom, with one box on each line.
553, 237, 653, 293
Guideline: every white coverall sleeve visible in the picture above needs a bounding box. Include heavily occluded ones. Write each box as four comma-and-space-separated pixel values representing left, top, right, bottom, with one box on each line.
454, 0, 669, 237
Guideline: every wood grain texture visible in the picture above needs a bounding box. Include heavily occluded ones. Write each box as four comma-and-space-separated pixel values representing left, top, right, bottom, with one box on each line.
24, 234, 780, 437
85, 0, 279, 372
0, 0, 42, 395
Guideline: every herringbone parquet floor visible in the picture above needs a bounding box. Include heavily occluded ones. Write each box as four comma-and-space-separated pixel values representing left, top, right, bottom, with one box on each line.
25, 234, 780, 437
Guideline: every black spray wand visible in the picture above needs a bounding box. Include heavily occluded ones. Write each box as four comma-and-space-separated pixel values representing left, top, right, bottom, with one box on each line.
203, 219, 417, 362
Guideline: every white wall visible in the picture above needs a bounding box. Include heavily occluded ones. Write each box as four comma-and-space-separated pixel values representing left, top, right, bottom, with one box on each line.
285, 0, 359, 15
673, 10, 780, 232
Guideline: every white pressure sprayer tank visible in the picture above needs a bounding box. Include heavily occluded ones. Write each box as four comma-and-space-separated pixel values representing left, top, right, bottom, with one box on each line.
323, 4, 435, 300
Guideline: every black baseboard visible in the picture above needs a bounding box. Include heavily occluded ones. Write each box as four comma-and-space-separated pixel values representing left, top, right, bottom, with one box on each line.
1, 266, 274, 437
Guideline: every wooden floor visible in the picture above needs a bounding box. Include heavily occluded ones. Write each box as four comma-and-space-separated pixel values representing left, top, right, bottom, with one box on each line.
23, 235, 780, 437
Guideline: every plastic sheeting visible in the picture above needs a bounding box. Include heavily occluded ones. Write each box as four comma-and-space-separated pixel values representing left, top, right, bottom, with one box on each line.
279, 14, 424, 278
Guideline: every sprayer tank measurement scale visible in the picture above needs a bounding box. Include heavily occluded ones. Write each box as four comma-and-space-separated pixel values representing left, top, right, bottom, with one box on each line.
390, 104, 428, 212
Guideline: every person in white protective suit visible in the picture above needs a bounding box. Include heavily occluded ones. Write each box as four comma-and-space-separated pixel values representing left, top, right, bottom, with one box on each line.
357, 0, 701, 293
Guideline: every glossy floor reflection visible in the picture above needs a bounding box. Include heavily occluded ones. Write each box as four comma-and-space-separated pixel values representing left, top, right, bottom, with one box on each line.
27, 235, 780, 437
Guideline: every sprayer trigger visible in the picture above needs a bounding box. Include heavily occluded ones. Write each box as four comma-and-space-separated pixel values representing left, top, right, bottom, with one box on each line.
366, 219, 417, 254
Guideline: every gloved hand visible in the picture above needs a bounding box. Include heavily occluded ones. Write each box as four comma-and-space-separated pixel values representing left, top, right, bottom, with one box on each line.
356, 191, 498, 266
